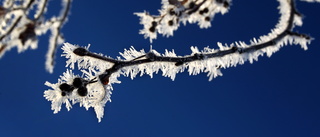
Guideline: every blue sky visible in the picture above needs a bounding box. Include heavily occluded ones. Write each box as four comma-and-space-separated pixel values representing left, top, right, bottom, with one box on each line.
0, 0, 319, 137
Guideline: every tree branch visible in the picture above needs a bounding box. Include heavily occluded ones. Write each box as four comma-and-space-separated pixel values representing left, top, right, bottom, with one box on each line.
72, 0, 309, 83
45, 0, 72, 73
0, 0, 72, 73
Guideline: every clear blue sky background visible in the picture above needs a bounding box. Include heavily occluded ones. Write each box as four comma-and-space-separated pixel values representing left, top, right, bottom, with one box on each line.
0, 0, 319, 137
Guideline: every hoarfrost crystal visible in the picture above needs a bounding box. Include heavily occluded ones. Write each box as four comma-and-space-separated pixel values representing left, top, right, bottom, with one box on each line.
0, 0, 71, 73
44, 0, 316, 122
135, 0, 231, 42
44, 69, 115, 122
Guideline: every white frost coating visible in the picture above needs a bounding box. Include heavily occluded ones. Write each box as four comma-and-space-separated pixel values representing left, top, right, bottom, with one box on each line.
34, 0, 48, 19
44, 70, 75, 113
134, 12, 158, 43
116, 32, 310, 82
45, 0, 71, 73
44, 69, 118, 122
301, 0, 320, 2
60, 27, 310, 88
0, 0, 71, 73
45, 0, 315, 122
135, 0, 231, 42
62, 43, 114, 71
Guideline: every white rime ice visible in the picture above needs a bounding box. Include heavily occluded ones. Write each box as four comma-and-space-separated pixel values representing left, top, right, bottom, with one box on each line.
0, 0, 71, 73
301, 0, 320, 2
135, 0, 231, 42
44, 69, 117, 122
45, 43, 121, 122
44, 0, 315, 122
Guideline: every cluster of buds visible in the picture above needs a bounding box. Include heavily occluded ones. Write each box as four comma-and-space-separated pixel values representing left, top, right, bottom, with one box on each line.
135, 0, 231, 42
44, 68, 114, 122
59, 77, 98, 97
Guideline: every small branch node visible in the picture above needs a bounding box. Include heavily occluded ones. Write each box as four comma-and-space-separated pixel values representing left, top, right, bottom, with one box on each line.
194, 53, 205, 60
99, 73, 110, 85
146, 52, 156, 61
73, 47, 88, 56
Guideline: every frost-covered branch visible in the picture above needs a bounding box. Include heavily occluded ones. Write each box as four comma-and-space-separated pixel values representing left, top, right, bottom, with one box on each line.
0, 0, 72, 73
135, 0, 231, 42
44, 0, 318, 122
45, 0, 71, 73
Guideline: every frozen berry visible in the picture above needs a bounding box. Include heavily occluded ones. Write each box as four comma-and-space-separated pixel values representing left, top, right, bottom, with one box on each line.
189, 2, 195, 9
203, 8, 209, 13
149, 26, 156, 33
151, 21, 157, 27
205, 16, 211, 21
61, 92, 66, 96
73, 78, 83, 88
59, 83, 74, 92
77, 87, 88, 96
99, 74, 110, 85
199, 8, 209, 15
169, 9, 176, 15
168, 20, 174, 26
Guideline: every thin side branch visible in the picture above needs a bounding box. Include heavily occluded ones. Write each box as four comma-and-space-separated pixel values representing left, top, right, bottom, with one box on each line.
46, 0, 72, 69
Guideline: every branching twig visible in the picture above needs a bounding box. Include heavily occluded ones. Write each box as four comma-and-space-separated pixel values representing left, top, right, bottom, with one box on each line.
0, 0, 72, 73
44, 0, 318, 122
73, 0, 309, 84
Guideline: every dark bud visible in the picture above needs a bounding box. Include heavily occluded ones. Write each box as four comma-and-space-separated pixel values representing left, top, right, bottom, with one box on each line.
99, 73, 110, 85
231, 46, 238, 52
189, 2, 195, 9
175, 61, 184, 66
59, 83, 74, 92
146, 52, 156, 61
203, 8, 209, 14
77, 87, 88, 96
270, 40, 276, 45
231, 46, 243, 54
168, 20, 174, 26
149, 26, 156, 33
61, 92, 67, 96
199, 8, 209, 15
168, 0, 180, 6
231, 46, 244, 54
194, 53, 205, 60
216, 0, 224, 4
301, 34, 311, 40
0, 6, 6, 16
169, 9, 176, 15
19, 23, 36, 45
223, 1, 230, 8
216, 0, 230, 8
205, 16, 211, 21
0, 44, 6, 53
73, 48, 88, 56
73, 77, 83, 88
151, 21, 157, 27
